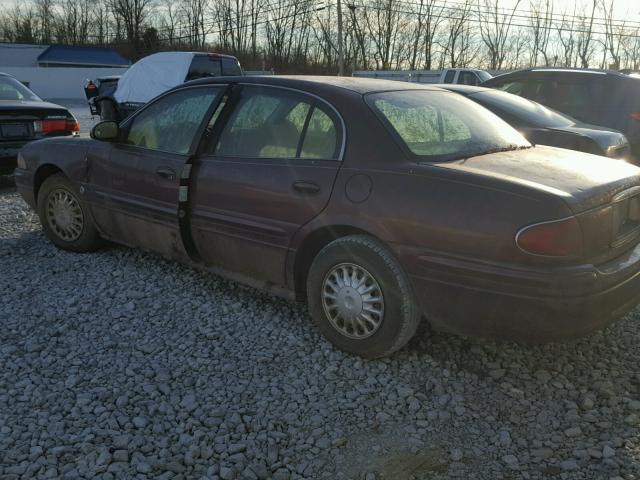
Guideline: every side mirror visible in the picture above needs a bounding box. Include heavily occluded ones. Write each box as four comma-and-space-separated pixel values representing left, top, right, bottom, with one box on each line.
91, 121, 119, 141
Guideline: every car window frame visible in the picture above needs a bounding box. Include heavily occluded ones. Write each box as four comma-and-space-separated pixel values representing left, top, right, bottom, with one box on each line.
200, 83, 346, 162
117, 84, 228, 156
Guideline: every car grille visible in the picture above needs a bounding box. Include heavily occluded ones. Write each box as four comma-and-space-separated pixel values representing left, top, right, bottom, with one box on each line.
611, 187, 640, 248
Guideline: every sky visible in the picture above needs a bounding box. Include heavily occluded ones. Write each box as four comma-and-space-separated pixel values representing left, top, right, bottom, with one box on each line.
501, 0, 640, 21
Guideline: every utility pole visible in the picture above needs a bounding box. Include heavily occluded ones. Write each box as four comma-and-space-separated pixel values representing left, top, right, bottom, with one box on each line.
337, 0, 345, 76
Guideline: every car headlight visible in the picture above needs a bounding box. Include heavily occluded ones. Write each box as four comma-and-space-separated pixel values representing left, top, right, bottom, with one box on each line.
16, 152, 27, 169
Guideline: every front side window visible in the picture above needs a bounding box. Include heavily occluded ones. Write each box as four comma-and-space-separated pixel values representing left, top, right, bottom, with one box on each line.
368, 90, 530, 160
125, 87, 220, 154
459, 71, 479, 86
212, 86, 340, 160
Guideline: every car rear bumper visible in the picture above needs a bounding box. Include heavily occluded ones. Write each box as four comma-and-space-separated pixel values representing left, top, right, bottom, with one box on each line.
403, 244, 640, 342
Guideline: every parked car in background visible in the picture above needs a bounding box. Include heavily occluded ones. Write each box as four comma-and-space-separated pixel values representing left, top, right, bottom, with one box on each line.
440, 84, 631, 160
84, 51, 242, 121
15, 76, 640, 357
0, 72, 79, 175
354, 68, 492, 86
482, 68, 640, 160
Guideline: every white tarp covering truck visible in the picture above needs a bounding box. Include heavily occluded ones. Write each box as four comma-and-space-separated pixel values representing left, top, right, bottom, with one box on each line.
84, 51, 242, 121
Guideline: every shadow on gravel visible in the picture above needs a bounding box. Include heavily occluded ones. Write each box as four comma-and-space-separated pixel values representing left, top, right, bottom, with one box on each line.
0, 174, 15, 192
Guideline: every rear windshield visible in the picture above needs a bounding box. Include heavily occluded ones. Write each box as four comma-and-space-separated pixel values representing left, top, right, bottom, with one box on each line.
470, 90, 574, 128
222, 57, 242, 75
0, 76, 41, 102
367, 90, 530, 161
186, 55, 242, 81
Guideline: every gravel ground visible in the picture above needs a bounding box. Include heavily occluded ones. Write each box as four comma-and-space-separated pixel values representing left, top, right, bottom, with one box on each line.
0, 103, 639, 479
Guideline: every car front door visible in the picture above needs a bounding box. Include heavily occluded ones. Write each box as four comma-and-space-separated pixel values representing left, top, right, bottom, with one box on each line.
87, 85, 223, 259
189, 84, 344, 287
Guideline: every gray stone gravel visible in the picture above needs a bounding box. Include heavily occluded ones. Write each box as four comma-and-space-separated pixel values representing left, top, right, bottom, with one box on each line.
1, 188, 640, 479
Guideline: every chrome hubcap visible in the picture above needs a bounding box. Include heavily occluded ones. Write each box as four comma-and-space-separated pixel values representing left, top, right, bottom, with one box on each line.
46, 188, 84, 241
321, 262, 385, 339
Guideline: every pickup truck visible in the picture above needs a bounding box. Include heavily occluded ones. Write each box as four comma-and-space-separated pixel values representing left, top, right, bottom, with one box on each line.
85, 51, 242, 121
352, 68, 492, 85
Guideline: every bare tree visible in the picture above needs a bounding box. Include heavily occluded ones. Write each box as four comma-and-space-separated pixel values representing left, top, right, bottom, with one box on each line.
443, 0, 475, 68
477, 0, 522, 70
576, 0, 598, 67
555, 9, 576, 66
603, 0, 624, 69
528, 0, 553, 65
362, 0, 403, 69
106, 0, 154, 54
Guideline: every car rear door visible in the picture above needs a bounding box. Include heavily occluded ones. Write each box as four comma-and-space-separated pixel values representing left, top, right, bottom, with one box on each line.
189, 84, 344, 287
87, 85, 224, 259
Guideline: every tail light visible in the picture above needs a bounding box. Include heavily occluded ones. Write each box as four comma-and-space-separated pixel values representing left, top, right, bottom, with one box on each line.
516, 217, 583, 257
630, 112, 640, 122
34, 118, 80, 134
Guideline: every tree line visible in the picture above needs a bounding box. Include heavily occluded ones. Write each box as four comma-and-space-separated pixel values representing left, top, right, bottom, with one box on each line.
1, 0, 639, 73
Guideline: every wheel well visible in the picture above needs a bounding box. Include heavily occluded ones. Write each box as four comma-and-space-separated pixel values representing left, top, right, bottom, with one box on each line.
293, 225, 375, 299
34, 164, 63, 204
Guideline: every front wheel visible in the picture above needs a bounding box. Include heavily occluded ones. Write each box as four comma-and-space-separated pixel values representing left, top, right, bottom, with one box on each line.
37, 174, 102, 252
307, 235, 420, 358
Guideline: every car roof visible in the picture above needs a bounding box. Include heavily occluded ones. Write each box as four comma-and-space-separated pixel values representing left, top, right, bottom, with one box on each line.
437, 84, 491, 94
185, 75, 447, 95
497, 67, 626, 77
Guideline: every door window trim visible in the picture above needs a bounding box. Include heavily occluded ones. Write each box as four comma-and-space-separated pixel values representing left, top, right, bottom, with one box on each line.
117, 85, 227, 156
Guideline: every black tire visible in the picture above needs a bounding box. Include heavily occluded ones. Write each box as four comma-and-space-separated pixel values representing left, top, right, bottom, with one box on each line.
99, 99, 119, 122
37, 173, 101, 252
307, 235, 420, 358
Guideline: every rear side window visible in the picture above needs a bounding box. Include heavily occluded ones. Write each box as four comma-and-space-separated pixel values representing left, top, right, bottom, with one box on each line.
222, 57, 242, 76
186, 56, 222, 81
541, 77, 605, 122
211, 86, 340, 160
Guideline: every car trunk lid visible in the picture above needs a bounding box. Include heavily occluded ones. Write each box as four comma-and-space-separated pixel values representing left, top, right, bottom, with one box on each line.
0, 103, 72, 142
436, 145, 640, 262
437, 145, 640, 214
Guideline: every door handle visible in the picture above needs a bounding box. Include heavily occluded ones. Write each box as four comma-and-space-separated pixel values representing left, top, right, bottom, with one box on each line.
293, 181, 320, 195
156, 167, 176, 181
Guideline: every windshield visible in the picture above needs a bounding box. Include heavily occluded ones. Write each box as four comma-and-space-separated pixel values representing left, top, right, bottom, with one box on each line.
0, 76, 41, 102
470, 90, 574, 128
367, 90, 530, 161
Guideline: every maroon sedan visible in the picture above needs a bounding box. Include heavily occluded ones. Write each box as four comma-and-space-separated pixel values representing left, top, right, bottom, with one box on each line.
14, 76, 640, 358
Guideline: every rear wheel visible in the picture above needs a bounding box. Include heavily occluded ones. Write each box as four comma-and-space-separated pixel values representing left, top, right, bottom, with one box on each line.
37, 174, 101, 252
307, 235, 420, 358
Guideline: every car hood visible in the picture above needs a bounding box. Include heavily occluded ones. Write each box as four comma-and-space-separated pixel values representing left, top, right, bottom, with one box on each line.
0, 100, 69, 111
435, 145, 640, 214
